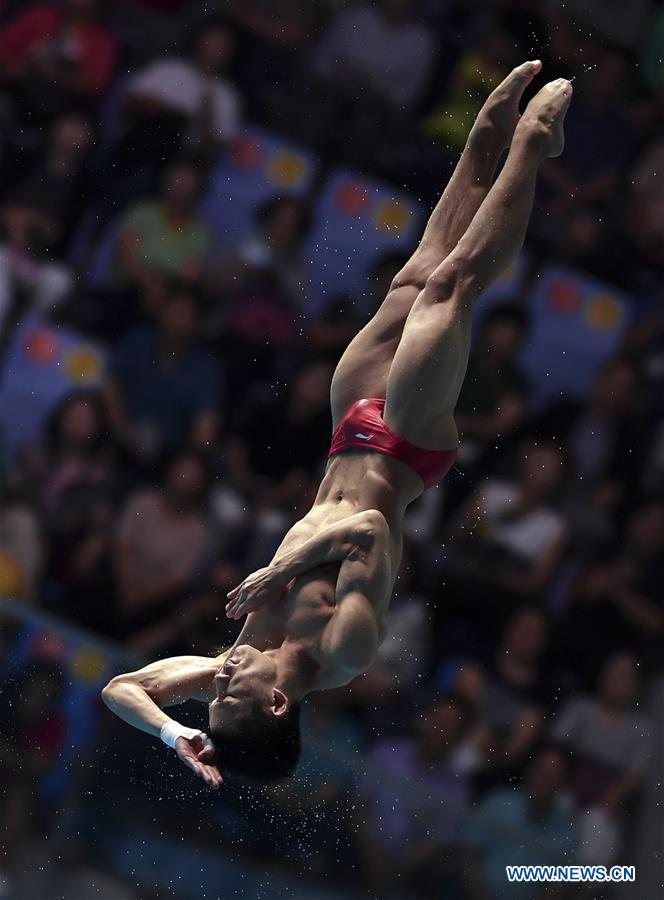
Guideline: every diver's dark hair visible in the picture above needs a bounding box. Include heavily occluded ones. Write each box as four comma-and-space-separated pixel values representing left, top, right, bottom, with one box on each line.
209, 701, 301, 782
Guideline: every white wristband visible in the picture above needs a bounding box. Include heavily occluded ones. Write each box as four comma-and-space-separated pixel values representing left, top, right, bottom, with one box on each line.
160, 719, 207, 750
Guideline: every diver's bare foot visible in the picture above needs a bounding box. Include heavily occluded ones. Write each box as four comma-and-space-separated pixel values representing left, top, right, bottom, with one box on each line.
470, 60, 542, 150
514, 78, 573, 158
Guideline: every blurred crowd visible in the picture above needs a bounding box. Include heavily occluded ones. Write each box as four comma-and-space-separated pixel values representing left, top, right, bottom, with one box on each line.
1, 0, 663, 898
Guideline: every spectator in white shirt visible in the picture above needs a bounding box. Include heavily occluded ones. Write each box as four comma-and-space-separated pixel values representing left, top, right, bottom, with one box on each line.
127, 19, 241, 151
449, 441, 568, 601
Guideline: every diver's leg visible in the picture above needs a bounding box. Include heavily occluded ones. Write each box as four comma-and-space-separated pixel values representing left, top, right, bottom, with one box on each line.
383, 79, 572, 449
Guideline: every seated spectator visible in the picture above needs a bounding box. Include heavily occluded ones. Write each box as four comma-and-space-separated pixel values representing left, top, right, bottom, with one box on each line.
214, 195, 313, 313
127, 562, 240, 658
551, 651, 653, 864
444, 606, 554, 779
536, 47, 638, 241
214, 359, 332, 568
563, 500, 664, 672
112, 450, 212, 632
125, 19, 241, 158
0, 0, 117, 119
534, 358, 647, 547
422, 29, 515, 152
225, 357, 332, 495
0, 489, 43, 604
104, 283, 222, 462
9, 392, 117, 612
313, 0, 437, 114
112, 158, 212, 298
0, 197, 74, 343
7, 111, 95, 251
357, 695, 475, 898
448, 441, 569, 605
297, 0, 436, 162
462, 746, 576, 899
455, 304, 531, 467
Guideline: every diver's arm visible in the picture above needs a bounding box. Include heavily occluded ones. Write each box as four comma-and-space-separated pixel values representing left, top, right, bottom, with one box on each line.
321, 516, 393, 672
102, 654, 228, 788
225, 510, 389, 619
101, 655, 220, 736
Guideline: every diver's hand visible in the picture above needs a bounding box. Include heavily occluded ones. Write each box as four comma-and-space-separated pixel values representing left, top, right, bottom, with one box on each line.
175, 735, 223, 789
225, 566, 287, 619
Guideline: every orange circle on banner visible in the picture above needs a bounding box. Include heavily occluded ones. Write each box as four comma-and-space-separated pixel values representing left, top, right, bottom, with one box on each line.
73, 648, 106, 684
66, 347, 101, 382
548, 279, 581, 314
584, 295, 623, 332
0, 552, 23, 598
268, 152, 305, 187
374, 201, 408, 234
336, 183, 368, 217
230, 138, 262, 171
25, 329, 58, 365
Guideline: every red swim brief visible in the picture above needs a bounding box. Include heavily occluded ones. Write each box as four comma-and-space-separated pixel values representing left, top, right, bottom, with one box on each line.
328, 398, 457, 490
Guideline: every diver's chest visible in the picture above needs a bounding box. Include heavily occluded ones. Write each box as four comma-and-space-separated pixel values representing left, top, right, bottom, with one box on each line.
282, 564, 338, 638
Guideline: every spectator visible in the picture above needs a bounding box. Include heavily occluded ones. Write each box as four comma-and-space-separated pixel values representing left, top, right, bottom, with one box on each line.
448, 441, 569, 605
536, 47, 638, 241
463, 746, 576, 900
564, 500, 664, 672
127, 562, 239, 658
0, 489, 43, 604
314, 0, 437, 113
214, 359, 332, 567
455, 304, 531, 467
0, 197, 74, 342
446, 606, 554, 778
534, 358, 646, 546
7, 110, 95, 250
11, 392, 120, 626
112, 158, 212, 299
0, 0, 117, 118
357, 695, 474, 898
422, 29, 515, 152
112, 450, 212, 632
125, 19, 241, 157
551, 651, 653, 864
9, 391, 117, 615
215, 195, 313, 313
104, 282, 222, 462
225, 357, 332, 496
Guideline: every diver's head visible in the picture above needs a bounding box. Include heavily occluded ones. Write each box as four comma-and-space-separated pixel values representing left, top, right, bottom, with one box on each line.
207, 645, 301, 781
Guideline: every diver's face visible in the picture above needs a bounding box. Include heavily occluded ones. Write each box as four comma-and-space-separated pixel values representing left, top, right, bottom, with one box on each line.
208, 645, 277, 730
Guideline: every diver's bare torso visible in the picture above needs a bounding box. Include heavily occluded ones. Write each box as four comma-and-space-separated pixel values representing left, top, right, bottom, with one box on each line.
230, 450, 421, 689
